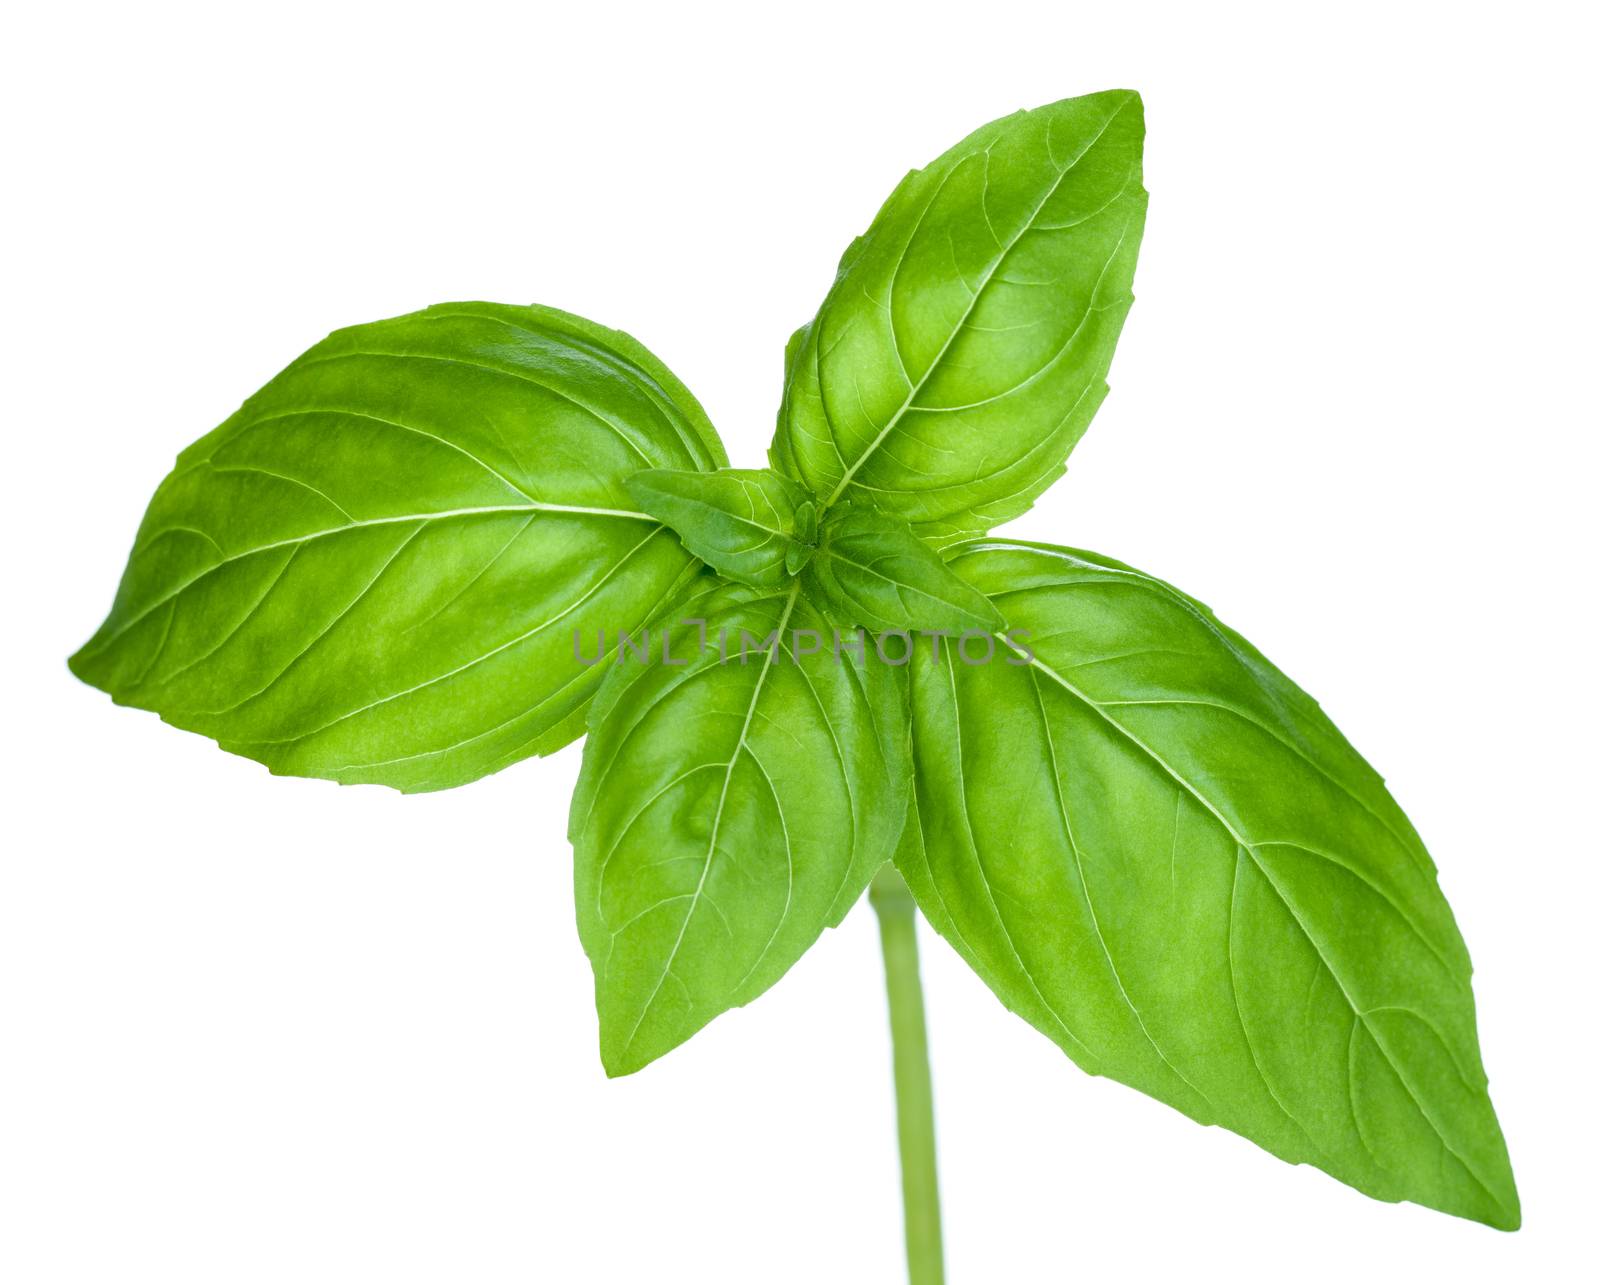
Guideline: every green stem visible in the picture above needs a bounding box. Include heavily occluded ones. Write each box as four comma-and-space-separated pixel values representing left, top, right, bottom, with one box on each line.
870, 865, 946, 1285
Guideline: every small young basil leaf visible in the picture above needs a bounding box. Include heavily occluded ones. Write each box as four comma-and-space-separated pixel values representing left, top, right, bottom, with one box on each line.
804, 505, 1002, 633
568, 579, 909, 1075
771, 90, 1147, 547
69, 302, 725, 792
899, 539, 1518, 1229
794, 498, 818, 545
624, 467, 811, 588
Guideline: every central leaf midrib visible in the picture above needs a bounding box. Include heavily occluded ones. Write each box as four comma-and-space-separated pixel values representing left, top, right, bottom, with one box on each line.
80, 502, 657, 658
1001, 632, 1508, 1214
617, 582, 803, 1059
679, 502, 786, 544
824, 95, 1132, 506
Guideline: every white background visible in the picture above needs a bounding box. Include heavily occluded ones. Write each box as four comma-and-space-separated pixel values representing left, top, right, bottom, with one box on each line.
3, 3, 1595, 1281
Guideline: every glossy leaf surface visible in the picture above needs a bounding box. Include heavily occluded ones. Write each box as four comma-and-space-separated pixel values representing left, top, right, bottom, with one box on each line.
897, 539, 1518, 1228
625, 467, 811, 588
62, 90, 1518, 1237
804, 505, 1001, 633
570, 580, 909, 1074
70, 303, 724, 791
771, 90, 1146, 546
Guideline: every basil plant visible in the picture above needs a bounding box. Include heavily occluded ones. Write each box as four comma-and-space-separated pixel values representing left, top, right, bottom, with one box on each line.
71, 89, 1517, 1280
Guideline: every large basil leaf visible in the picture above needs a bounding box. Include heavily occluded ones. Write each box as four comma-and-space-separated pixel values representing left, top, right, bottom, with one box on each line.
569, 579, 909, 1074
70, 303, 725, 792
804, 505, 1000, 633
899, 539, 1518, 1228
625, 467, 814, 587
771, 90, 1146, 546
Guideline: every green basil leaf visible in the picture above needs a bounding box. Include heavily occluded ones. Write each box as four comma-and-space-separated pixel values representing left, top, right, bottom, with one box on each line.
899, 539, 1518, 1229
625, 467, 812, 588
804, 505, 1001, 633
569, 579, 909, 1075
794, 498, 819, 545
771, 90, 1147, 546
69, 302, 726, 792
784, 539, 815, 577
